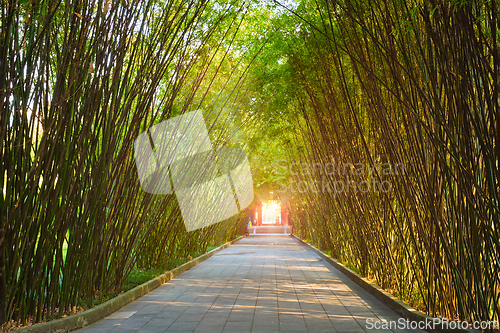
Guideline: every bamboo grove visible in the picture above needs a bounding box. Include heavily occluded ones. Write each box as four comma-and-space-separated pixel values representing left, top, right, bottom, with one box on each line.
2, 0, 499, 329
247, 0, 500, 324
0, 0, 252, 327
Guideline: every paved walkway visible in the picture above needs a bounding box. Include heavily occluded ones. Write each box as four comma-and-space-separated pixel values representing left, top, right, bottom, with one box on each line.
76, 236, 424, 333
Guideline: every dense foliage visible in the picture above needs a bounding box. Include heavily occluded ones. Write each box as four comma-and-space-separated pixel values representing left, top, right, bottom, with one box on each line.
0, 0, 248, 327
246, 0, 500, 324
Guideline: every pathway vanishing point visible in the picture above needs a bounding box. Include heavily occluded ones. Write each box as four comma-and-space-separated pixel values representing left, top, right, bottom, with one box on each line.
75, 236, 425, 333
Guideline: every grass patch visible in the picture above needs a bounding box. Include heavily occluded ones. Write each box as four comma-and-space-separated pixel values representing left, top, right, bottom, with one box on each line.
320, 249, 362, 274
123, 260, 186, 292
123, 245, 220, 292
123, 267, 171, 292
342, 262, 361, 275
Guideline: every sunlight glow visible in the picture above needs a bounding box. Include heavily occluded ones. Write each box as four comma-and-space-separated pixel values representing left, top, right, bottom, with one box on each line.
262, 200, 281, 224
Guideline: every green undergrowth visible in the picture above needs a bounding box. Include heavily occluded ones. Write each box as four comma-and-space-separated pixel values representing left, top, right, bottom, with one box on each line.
320, 249, 427, 313
341, 261, 362, 275
77, 245, 220, 310
123, 245, 219, 292
321, 250, 362, 275
4, 245, 223, 331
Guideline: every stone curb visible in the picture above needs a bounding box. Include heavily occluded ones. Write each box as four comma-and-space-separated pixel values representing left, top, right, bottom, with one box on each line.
16, 235, 246, 333
292, 235, 478, 333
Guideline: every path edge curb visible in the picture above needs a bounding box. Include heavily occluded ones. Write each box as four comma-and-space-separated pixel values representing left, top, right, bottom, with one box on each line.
16, 235, 246, 333
292, 235, 477, 333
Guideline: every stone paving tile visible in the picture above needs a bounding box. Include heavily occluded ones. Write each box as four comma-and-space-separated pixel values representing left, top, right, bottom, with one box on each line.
74, 236, 427, 333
